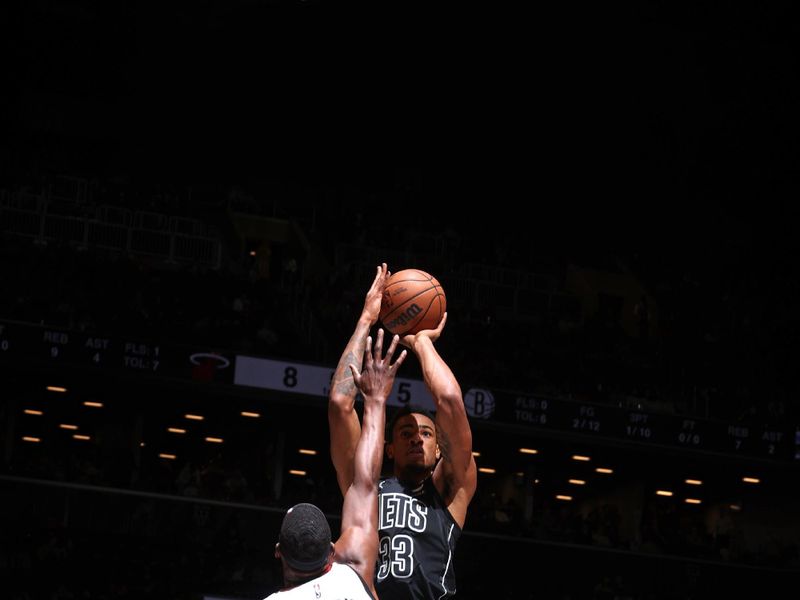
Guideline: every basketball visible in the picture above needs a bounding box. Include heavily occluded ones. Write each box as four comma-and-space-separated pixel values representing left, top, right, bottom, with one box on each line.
380, 269, 447, 336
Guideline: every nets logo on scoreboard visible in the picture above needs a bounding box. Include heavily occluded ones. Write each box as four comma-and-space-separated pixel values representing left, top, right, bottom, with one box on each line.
464, 388, 495, 419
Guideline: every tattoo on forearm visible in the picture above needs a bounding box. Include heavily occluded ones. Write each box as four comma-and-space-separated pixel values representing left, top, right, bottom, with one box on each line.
333, 349, 362, 396
334, 377, 356, 396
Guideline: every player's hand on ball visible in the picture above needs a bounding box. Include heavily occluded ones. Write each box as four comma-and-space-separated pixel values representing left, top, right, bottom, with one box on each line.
400, 312, 447, 349
362, 263, 390, 324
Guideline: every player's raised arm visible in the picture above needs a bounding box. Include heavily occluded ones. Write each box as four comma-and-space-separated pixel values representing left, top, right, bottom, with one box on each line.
328, 263, 390, 495
401, 313, 477, 529
335, 330, 406, 591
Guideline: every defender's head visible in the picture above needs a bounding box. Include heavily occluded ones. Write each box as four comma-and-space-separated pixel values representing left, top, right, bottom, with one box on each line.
275, 503, 333, 577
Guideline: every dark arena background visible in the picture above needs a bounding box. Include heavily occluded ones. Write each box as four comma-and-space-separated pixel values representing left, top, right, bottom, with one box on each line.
2, 1, 800, 598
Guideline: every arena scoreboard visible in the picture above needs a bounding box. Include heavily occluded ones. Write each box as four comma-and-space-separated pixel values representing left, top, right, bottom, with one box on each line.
1, 319, 796, 462
0, 319, 235, 383
489, 390, 797, 462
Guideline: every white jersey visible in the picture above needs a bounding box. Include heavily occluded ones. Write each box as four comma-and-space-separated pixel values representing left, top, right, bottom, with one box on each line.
264, 562, 374, 600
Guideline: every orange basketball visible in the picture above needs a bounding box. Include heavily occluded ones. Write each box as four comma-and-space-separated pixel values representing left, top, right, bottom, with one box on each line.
380, 269, 447, 336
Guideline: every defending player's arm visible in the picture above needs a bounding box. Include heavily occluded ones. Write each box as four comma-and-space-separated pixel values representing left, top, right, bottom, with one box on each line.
335, 330, 406, 590
401, 312, 477, 529
328, 263, 390, 495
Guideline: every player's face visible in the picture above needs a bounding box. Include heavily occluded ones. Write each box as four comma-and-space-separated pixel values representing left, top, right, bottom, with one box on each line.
388, 413, 440, 472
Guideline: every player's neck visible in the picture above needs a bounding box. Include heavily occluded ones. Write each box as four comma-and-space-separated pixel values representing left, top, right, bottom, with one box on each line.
283, 562, 333, 589
395, 466, 431, 489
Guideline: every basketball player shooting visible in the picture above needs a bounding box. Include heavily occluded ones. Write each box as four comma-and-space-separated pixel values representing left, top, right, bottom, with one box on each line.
267, 331, 406, 599
328, 263, 477, 600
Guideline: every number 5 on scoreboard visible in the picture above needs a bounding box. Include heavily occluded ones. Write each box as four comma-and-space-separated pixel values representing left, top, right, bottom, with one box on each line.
396, 382, 411, 404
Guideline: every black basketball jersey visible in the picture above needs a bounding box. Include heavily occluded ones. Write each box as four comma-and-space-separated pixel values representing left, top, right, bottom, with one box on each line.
376, 476, 461, 600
